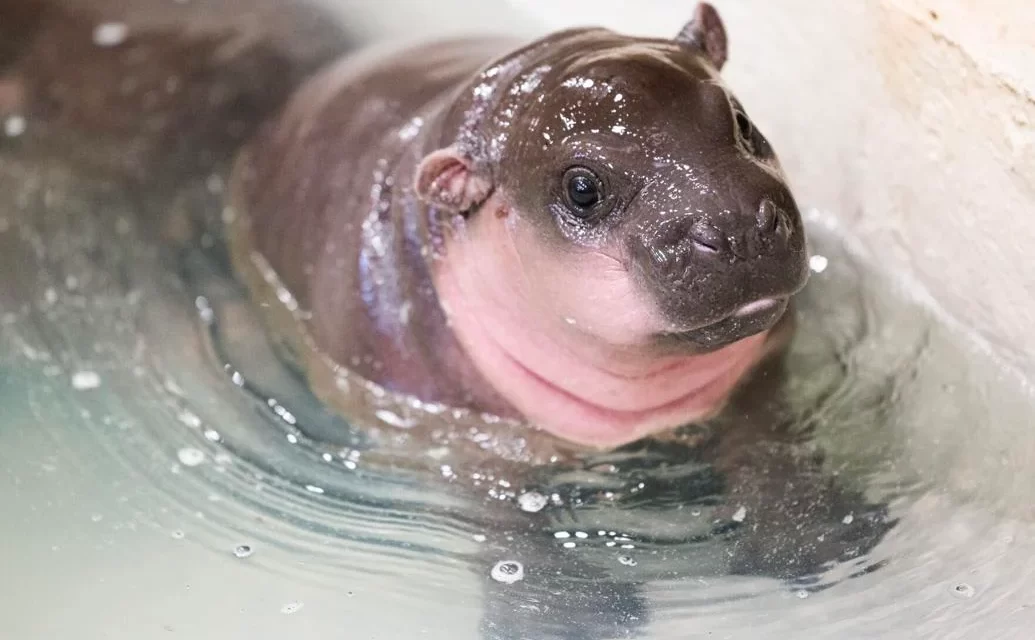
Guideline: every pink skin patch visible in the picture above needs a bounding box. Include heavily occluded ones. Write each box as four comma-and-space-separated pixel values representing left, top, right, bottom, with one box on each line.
0, 76, 26, 116
432, 192, 771, 448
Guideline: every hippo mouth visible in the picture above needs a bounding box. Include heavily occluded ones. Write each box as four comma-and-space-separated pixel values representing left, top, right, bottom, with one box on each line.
659, 296, 789, 352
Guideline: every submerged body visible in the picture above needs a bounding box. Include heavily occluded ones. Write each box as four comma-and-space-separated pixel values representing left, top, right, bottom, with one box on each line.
231, 5, 810, 448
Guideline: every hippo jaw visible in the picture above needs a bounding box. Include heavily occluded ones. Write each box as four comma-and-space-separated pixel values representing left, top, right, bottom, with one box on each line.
428, 191, 784, 449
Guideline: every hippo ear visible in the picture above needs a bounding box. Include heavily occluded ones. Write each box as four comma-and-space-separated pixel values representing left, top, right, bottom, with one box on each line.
415, 145, 493, 214
674, 3, 728, 71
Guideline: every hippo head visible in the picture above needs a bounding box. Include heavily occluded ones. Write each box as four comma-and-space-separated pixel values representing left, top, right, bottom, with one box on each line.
415, 4, 810, 447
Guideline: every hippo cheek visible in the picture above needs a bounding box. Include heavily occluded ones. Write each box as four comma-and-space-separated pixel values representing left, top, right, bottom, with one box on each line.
499, 210, 673, 348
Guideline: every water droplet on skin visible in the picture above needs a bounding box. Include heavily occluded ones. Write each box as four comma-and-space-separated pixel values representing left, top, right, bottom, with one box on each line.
553, 531, 571, 539
375, 409, 417, 429
809, 254, 829, 273
92, 22, 128, 47
574, 531, 589, 539
305, 485, 325, 495
203, 429, 220, 442
517, 491, 548, 513
842, 513, 855, 525
732, 506, 747, 522
490, 560, 524, 584
280, 602, 303, 614
562, 542, 577, 549
952, 583, 976, 598
286, 433, 298, 444
206, 174, 224, 194
71, 371, 101, 390
618, 556, 637, 566
233, 545, 253, 559
4, 115, 26, 138
176, 448, 205, 467
796, 589, 810, 599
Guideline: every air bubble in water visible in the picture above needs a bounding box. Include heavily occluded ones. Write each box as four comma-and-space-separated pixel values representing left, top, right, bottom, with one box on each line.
796, 589, 810, 599
233, 545, 253, 559
842, 513, 855, 525
952, 583, 976, 599
71, 371, 101, 390
171, 530, 185, 540
618, 556, 637, 566
176, 447, 205, 467
177, 410, 201, 429
517, 491, 548, 513
809, 254, 829, 273
280, 601, 303, 614
490, 560, 524, 584
732, 506, 747, 522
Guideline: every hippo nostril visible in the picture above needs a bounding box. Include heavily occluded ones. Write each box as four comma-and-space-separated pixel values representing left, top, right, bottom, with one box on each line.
756, 198, 780, 233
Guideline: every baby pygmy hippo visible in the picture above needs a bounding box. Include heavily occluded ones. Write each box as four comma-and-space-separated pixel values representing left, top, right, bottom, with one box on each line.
230, 3, 810, 449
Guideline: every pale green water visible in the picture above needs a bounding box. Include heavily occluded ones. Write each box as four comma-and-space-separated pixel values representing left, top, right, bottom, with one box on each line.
2, 2, 1035, 639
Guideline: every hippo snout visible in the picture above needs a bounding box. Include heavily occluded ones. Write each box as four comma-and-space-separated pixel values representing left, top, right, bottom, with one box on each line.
629, 196, 808, 348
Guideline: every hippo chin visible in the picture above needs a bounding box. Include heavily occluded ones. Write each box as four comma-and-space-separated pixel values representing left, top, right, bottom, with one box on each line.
228, 3, 810, 449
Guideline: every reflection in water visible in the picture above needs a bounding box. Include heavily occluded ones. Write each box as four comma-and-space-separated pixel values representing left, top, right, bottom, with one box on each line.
1, 2, 1035, 639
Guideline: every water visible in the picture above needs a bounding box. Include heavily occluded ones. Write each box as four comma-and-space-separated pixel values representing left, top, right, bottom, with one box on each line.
2, 2, 1035, 639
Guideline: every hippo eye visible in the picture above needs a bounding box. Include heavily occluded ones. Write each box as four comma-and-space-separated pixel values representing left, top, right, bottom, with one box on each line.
563, 167, 603, 216
731, 101, 773, 159
734, 109, 757, 155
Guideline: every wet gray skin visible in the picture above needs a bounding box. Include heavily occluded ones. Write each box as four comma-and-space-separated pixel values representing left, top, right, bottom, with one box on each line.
229, 3, 810, 431
0, 2, 903, 639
